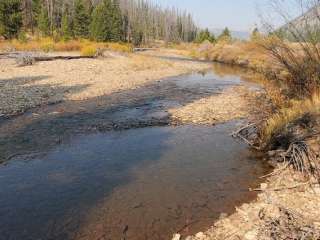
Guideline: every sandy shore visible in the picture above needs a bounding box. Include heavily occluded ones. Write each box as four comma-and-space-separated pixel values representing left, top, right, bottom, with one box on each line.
0, 50, 210, 117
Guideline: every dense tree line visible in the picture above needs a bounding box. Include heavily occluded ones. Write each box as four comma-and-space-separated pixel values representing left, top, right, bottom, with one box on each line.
0, 0, 198, 45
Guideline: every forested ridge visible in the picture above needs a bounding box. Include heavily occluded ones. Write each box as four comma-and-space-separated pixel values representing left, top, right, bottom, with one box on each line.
0, 0, 198, 45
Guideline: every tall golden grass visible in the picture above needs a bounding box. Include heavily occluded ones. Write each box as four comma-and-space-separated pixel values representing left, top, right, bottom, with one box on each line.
261, 93, 320, 145
0, 37, 133, 53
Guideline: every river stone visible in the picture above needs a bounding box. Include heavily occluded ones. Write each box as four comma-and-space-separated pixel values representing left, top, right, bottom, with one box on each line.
219, 212, 228, 220
185, 237, 193, 240
195, 232, 205, 239
244, 230, 258, 240
260, 183, 268, 190
172, 233, 181, 240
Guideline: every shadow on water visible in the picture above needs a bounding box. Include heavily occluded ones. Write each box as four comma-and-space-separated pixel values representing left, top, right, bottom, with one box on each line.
0, 63, 271, 240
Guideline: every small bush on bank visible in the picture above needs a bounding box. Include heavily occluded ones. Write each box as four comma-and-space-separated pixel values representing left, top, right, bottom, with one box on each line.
40, 39, 55, 52
106, 42, 132, 53
80, 45, 98, 56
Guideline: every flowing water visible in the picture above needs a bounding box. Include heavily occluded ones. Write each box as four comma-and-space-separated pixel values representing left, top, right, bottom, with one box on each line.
0, 63, 270, 240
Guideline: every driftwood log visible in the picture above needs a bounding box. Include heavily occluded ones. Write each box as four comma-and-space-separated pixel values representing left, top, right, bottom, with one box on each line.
0, 52, 96, 61
133, 48, 154, 52
33, 55, 95, 61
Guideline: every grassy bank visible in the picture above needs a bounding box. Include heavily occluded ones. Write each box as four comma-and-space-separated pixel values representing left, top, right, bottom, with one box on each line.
0, 37, 133, 56
184, 39, 319, 149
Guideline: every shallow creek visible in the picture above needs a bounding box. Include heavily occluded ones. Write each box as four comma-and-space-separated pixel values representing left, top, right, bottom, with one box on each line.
0, 63, 270, 240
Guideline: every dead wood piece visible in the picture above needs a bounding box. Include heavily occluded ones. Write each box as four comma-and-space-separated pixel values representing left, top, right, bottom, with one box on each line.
134, 48, 154, 52
260, 163, 289, 178
284, 141, 320, 182
250, 181, 316, 192
33, 55, 95, 61
232, 123, 259, 148
0, 52, 20, 56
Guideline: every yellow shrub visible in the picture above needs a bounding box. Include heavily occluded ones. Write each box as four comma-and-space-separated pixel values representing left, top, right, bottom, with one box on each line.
80, 45, 98, 57
106, 42, 132, 52
0, 37, 133, 54
40, 38, 55, 52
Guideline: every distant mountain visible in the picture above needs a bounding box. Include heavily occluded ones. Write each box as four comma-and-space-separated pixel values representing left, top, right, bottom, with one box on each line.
281, 4, 320, 32
209, 28, 250, 40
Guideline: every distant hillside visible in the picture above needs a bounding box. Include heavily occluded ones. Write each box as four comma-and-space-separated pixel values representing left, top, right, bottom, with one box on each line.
210, 28, 250, 40
282, 4, 320, 32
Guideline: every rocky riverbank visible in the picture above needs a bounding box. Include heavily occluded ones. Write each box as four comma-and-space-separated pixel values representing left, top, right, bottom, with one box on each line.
177, 166, 320, 240
0, 49, 210, 118
172, 43, 320, 240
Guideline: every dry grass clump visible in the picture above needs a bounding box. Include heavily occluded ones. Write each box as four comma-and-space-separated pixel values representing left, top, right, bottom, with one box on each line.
0, 37, 133, 53
80, 45, 98, 57
188, 40, 271, 73
54, 40, 83, 51
106, 42, 133, 52
261, 93, 320, 146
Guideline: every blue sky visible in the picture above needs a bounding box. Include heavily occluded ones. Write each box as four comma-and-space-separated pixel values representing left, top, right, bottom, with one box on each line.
154, 0, 299, 32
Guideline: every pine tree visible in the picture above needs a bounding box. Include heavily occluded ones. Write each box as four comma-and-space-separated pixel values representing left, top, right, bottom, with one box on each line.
73, 0, 90, 38
90, 0, 123, 42
131, 28, 143, 46
250, 27, 260, 42
0, 0, 23, 39
37, 5, 50, 36
90, 0, 112, 41
218, 27, 231, 42
110, 0, 123, 41
61, 6, 73, 40
31, 0, 41, 33
195, 28, 215, 43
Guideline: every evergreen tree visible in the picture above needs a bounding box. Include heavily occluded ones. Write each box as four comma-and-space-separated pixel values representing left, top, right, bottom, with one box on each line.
131, 28, 143, 46
90, 0, 123, 42
37, 5, 50, 36
218, 27, 232, 42
73, 0, 90, 38
110, 0, 123, 41
0, 0, 23, 39
61, 6, 73, 40
250, 27, 261, 42
90, 0, 112, 41
31, 0, 41, 33
195, 28, 215, 43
